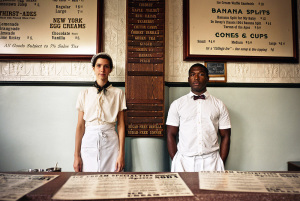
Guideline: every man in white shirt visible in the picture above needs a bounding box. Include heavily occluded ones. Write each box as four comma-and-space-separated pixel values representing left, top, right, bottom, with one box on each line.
166, 63, 231, 172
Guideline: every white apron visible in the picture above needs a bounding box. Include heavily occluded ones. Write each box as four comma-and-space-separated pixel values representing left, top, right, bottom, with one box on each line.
171, 151, 225, 172
81, 124, 119, 172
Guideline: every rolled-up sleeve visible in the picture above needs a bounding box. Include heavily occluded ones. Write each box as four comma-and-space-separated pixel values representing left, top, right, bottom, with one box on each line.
166, 101, 179, 127
76, 90, 85, 112
218, 102, 231, 129
119, 90, 127, 111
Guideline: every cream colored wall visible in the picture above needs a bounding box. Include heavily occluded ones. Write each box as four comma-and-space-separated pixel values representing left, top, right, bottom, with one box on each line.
1, 86, 300, 172
0, 86, 170, 172
167, 86, 300, 171
1, 0, 299, 83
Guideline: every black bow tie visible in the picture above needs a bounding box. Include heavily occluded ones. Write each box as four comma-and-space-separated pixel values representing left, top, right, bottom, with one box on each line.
94, 81, 110, 94
193, 95, 205, 100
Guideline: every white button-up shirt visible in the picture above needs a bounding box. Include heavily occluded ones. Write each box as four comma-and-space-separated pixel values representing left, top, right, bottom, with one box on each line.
166, 91, 231, 156
76, 85, 127, 127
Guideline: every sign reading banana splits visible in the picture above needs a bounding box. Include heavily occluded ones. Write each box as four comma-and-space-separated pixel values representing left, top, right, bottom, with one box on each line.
183, 0, 298, 63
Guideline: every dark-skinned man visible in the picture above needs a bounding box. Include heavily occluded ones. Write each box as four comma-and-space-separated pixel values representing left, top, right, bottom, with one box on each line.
166, 63, 231, 172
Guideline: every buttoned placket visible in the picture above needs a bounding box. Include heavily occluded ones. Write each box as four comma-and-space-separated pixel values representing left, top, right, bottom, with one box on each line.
97, 92, 104, 124
196, 98, 204, 155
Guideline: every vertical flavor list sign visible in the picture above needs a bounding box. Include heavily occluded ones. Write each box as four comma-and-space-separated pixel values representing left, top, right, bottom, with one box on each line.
184, 0, 298, 62
0, 0, 101, 60
126, 0, 165, 137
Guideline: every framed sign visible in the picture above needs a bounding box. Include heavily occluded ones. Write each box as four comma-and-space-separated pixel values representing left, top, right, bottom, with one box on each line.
183, 0, 298, 63
0, 0, 103, 61
205, 61, 227, 82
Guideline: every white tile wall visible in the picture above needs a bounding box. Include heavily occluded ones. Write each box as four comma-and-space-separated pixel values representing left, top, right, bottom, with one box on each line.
1, 0, 299, 83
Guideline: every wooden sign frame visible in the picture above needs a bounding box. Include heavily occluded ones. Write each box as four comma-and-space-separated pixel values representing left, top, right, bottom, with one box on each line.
183, 0, 299, 63
0, 0, 103, 61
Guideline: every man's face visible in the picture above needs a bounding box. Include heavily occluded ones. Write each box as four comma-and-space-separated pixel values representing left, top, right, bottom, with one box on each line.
188, 66, 209, 94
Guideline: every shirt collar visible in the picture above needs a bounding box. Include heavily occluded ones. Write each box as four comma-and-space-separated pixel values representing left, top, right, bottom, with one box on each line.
188, 91, 210, 99
93, 84, 112, 94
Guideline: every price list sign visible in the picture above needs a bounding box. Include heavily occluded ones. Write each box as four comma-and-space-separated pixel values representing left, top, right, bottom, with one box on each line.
183, 0, 298, 62
126, 0, 165, 137
0, 0, 102, 60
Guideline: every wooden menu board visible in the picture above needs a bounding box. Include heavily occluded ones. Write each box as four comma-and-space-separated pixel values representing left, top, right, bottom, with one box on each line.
126, 0, 165, 137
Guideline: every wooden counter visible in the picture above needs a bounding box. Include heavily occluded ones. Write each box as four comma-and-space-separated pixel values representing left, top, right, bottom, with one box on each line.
6, 172, 300, 201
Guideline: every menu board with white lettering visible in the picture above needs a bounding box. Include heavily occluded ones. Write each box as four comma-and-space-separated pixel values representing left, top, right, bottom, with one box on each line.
183, 0, 298, 62
0, 0, 102, 60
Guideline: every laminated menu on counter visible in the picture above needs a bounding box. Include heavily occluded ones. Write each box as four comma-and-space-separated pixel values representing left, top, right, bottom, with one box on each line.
52, 173, 194, 200
199, 171, 300, 194
0, 173, 59, 201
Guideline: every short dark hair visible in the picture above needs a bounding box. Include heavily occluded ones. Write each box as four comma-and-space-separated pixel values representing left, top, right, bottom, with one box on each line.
91, 53, 113, 70
188, 63, 209, 77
